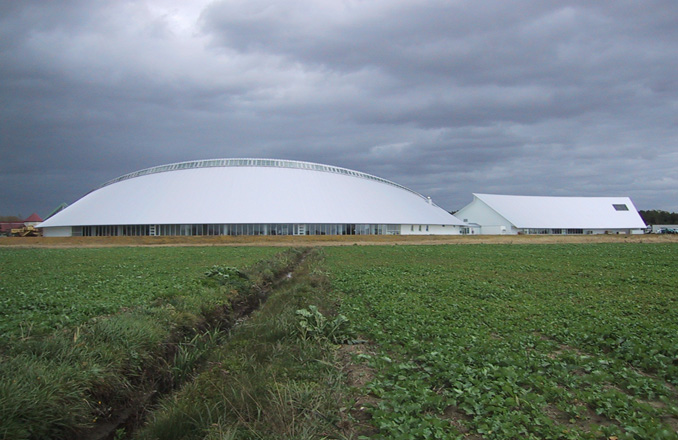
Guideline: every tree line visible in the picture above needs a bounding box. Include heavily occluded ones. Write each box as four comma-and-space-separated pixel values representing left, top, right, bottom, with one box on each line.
638, 210, 678, 225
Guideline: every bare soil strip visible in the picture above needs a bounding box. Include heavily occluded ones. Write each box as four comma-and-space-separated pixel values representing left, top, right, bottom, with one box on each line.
2, 234, 676, 248
337, 342, 381, 438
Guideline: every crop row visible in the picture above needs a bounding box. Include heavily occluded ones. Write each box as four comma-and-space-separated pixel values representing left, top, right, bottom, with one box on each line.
0, 247, 275, 342
327, 244, 678, 439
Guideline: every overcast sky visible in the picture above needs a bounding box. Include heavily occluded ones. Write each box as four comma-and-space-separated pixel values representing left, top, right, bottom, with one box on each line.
2, 0, 677, 218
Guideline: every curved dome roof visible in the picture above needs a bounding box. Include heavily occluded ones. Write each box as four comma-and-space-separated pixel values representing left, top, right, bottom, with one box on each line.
40, 159, 463, 227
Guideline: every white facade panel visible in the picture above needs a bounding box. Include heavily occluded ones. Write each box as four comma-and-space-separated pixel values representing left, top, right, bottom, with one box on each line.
400, 224, 460, 235
455, 197, 514, 234
42, 226, 72, 237
481, 225, 512, 235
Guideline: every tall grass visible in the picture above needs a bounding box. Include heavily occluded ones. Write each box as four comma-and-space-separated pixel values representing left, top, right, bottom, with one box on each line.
0, 311, 167, 439
137, 248, 354, 440
0, 248, 306, 440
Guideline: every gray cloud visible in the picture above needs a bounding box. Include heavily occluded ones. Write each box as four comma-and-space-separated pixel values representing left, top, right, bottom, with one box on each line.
1, 0, 677, 218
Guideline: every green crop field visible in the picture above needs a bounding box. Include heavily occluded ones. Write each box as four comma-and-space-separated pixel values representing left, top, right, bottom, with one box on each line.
327, 244, 678, 439
1, 243, 677, 439
0, 247, 275, 341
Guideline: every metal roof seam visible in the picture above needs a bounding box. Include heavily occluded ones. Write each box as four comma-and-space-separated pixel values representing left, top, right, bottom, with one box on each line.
92, 158, 430, 202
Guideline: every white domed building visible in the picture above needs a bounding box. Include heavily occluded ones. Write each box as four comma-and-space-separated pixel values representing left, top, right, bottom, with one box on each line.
39, 159, 466, 237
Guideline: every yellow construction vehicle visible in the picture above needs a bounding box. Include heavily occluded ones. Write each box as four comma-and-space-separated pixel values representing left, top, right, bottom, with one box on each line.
10, 225, 41, 237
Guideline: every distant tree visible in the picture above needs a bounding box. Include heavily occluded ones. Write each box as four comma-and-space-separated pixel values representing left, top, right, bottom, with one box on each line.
638, 210, 678, 225
0, 215, 22, 222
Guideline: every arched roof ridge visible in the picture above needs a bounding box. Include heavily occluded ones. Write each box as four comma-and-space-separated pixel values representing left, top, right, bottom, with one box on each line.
95, 158, 429, 202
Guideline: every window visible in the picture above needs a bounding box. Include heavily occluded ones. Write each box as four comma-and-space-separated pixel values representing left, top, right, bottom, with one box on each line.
613, 204, 629, 211
386, 225, 400, 235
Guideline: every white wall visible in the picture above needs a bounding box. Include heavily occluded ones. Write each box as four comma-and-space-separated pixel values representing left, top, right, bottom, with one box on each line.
516, 228, 645, 235
455, 198, 514, 235
400, 224, 460, 235
585, 229, 645, 235
42, 224, 465, 237
42, 226, 72, 237
481, 225, 513, 235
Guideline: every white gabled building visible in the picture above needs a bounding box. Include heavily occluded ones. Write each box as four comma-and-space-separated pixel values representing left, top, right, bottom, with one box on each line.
455, 194, 647, 235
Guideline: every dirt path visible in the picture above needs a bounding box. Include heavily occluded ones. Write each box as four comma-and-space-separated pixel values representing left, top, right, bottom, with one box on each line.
2, 234, 676, 248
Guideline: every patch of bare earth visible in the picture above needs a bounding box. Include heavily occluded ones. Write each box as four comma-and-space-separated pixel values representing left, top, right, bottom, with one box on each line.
441, 406, 483, 439
2, 233, 676, 248
542, 402, 615, 435
545, 343, 585, 360
336, 341, 380, 438
637, 389, 678, 432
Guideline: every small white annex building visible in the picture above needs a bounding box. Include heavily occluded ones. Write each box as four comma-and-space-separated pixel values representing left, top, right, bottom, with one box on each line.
455, 194, 647, 235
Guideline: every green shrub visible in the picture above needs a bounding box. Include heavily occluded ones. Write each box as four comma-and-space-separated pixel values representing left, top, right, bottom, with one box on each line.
294, 305, 353, 344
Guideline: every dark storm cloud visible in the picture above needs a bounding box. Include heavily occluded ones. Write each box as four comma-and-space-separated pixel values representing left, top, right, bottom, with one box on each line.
1, 0, 677, 217
202, 0, 678, 127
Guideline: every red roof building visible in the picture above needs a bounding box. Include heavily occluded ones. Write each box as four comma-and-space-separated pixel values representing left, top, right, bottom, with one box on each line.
1, 214, 44, 235
24, 213, 44, 224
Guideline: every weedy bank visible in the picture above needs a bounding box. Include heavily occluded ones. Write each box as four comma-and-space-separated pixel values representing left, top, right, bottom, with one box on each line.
327, 244, 678, 439
0, 247, 320, 439
135, 247, 355, 440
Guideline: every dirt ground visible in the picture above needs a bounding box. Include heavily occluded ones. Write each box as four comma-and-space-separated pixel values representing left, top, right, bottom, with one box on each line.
1, 233, 676, 248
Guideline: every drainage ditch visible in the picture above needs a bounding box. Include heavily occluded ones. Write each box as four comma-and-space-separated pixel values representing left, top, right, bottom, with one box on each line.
78, 248, 313, 440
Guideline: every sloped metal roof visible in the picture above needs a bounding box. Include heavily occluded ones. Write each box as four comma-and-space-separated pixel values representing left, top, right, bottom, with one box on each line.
473, 193, 647, 229
40, 159, 464, 227
24, 213, 43, 222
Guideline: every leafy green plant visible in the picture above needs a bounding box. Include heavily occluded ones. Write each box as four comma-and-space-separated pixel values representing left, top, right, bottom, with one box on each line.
202, 266, 250, 290
295, 305, 352, 343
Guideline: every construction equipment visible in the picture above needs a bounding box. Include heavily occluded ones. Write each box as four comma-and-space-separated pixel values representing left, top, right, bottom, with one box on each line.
10, 225, 41, 237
